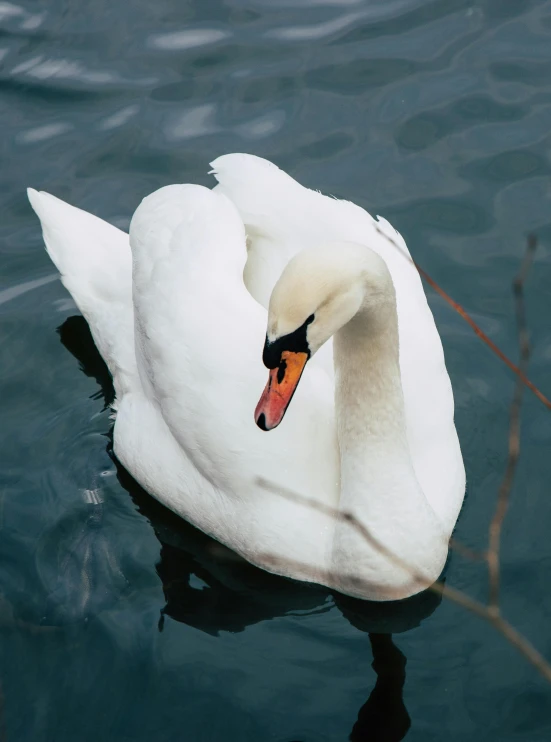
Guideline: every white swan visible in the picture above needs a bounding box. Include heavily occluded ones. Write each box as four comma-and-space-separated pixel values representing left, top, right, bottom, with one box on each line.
28, 153, 465, 601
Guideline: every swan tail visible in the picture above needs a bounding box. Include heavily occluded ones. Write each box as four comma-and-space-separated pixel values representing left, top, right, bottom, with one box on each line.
27, 189, 137, 403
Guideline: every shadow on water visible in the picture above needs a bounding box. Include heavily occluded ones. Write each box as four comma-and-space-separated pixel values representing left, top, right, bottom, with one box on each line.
48, 314, 446, 741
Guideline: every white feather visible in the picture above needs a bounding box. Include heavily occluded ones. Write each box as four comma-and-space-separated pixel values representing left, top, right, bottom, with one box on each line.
28, 155, 465, 600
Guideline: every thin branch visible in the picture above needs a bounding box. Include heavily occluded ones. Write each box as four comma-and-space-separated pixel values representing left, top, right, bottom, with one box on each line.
487, 235, 537, 614
256, 476, 488, 616
256, 476, 551, 683
373, 224, 551, 411
449, 536, 485, 562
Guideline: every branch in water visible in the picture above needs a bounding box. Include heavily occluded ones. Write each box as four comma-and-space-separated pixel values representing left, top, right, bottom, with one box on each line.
487, 235, 537, 614
373, 224, 551, 411
256, 475, 489, 618
255, 472, 551, 684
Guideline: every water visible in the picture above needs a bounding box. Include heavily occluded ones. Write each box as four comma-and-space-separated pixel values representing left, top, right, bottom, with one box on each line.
1, 0, 551, 739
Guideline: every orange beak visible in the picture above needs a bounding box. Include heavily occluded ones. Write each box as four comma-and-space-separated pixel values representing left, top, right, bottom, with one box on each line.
255, 350, 309, 430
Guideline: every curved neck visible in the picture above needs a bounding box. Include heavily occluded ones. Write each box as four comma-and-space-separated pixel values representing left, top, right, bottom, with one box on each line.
331, 278, 445, 598
333, 290, 411, 478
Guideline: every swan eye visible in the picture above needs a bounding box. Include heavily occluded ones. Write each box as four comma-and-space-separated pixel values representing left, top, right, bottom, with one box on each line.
277, 357, 287, 384
306, 314, 315, 325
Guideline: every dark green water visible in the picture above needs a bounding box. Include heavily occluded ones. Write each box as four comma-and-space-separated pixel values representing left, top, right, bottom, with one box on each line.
2, 0, 551, 739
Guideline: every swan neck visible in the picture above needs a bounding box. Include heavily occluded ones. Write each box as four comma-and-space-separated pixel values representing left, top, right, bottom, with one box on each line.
333, 291, 408, 454
330, 279, 448, 598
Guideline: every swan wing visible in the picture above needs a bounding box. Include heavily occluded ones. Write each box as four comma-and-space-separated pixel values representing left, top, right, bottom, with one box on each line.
128, 183, 339, 569
27, 189, 138, 403
28, 181, 339, 578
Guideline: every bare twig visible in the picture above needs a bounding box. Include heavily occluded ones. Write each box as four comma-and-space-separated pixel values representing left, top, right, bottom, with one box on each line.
256, 476, 551, 683
373, 225, 551, 411
256, 477, 488, 617
449, 536, 484, 562
487, 235, 537, 614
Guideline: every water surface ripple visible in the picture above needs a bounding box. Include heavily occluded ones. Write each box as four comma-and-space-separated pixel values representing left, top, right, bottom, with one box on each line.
1, 1, 551, 740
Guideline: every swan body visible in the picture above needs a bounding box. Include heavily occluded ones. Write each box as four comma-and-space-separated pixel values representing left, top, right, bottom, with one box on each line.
28, 154, 465, 600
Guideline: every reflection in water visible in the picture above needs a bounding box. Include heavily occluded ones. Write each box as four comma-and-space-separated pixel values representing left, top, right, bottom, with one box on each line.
36, 488, 128, 626
121, 461, 435, 742
58, 315, 115, 409
56, 315, 445, 740
351, 634, 410, 742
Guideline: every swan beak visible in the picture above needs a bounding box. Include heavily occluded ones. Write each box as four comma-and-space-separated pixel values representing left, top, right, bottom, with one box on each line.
255, 350, 309, 431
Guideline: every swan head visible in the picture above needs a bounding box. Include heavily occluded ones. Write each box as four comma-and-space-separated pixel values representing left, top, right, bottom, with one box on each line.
255, 241, 392, 431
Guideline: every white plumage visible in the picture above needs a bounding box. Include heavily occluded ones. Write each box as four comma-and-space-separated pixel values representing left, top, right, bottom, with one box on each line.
28, 153, 465, 600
